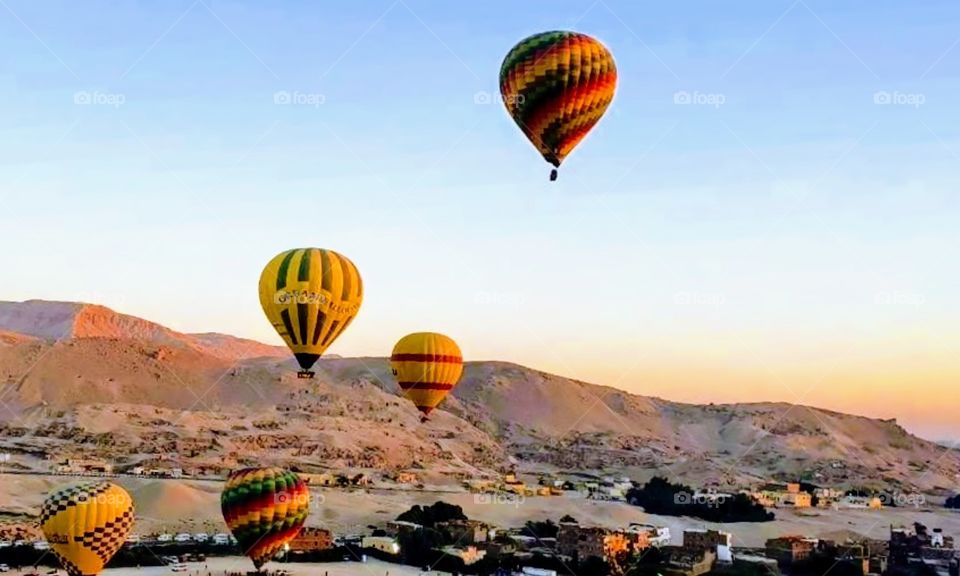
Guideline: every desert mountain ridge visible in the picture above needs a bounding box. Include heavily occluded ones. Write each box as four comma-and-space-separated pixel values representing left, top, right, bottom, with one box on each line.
0, 299, 956, 494
0, 300, 288, 361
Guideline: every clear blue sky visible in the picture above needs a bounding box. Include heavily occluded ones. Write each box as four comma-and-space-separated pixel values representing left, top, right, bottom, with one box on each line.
1, 0, 959, 438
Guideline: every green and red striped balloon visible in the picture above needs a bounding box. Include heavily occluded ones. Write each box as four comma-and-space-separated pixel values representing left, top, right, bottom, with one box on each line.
221, 467, 310, 569
500, 30, 617, 180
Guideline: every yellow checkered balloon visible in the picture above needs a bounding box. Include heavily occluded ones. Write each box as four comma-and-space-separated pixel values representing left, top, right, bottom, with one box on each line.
40, 482, 134, 576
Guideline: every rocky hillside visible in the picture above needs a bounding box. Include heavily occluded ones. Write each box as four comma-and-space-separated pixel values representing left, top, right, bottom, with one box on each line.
0, 300, 287, 361
0, 300, 957, 494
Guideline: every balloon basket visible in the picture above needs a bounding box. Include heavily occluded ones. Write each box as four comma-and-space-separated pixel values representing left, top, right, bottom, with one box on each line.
420, 415, 430, 424
297, 370, 315, 379
549, 168, 558, 181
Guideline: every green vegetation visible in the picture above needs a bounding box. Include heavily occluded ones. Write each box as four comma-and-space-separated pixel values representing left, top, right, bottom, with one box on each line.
395, 500, 467, 527
626, 476, 774, 522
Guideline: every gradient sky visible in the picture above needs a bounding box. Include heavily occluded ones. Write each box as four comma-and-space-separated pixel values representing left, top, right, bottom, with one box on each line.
1, 1, 959, 440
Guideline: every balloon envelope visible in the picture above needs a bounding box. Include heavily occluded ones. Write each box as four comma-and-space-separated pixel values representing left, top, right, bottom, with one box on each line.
500, 31, 617, 177
259, 248, 363, 374
391, 332, 464, 417
221, 467, 310, 569
41, 482, 134, 576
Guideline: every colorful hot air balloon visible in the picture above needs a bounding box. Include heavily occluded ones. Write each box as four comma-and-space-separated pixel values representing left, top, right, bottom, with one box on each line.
390, 332, 464, 422
259, 248, 363, 378
499, 30, 617, 181
40, 482, 134, 576
221, 467, 310, 570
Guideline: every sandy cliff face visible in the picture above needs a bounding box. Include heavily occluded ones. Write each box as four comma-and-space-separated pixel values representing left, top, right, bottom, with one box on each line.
0, 300, 83, 340
0, 299, 956, 493
0, 300, 286, 360
0, 329, 37, 347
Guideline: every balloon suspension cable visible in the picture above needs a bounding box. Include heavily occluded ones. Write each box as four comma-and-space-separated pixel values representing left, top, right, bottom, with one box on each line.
297, 370, 315, 380
549, 168, 558, 181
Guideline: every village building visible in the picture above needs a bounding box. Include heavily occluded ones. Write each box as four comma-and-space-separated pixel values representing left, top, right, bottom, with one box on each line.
288, 527, 334, 553
479, 539, 517, 559
362, 535, 401, 555
751, 482, 814, 508
765, 536, 819, 566
436, 519, 495, 544
385, 520, 422, 537
732, 552, 781, 572
815, 487, 846, 508
596, 476, 633, 500
301, 472, 336, 487
781, 483, 813, 508
833, 541, 870, 575
503, 472, 526, 495
56, 458, 112, 475
889, 522, 957, 575
836, 495, 883, 510
750, 488, 778, 508
684, 529, 732, 562
556, 522, 639, 563
628, 523, 671, 547
658, 546, 717, 576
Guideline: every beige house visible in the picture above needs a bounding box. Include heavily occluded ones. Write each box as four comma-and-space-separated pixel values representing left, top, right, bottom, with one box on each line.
362, 536, 400, 555
300, 472, 336, 486
57, 458, 113, 475
750, 482, 813, 508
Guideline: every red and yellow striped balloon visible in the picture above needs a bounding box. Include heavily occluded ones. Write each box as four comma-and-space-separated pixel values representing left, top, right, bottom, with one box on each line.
391, 332, 463, 420
221, 467, 310, 569
499, 30, 617, 180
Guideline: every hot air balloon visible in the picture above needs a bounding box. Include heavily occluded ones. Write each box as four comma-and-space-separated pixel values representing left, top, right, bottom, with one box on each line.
390, 332, 463, 422
40, 482, 134, 576
259, 248, 363, 378
221, 467, 310, 570
500, 30, 617, 181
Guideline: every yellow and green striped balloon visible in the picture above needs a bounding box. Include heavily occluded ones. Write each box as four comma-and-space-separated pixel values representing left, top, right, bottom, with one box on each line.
259, 248, 363, 377
391, 332, 463, 421
500, 31, 617, 180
